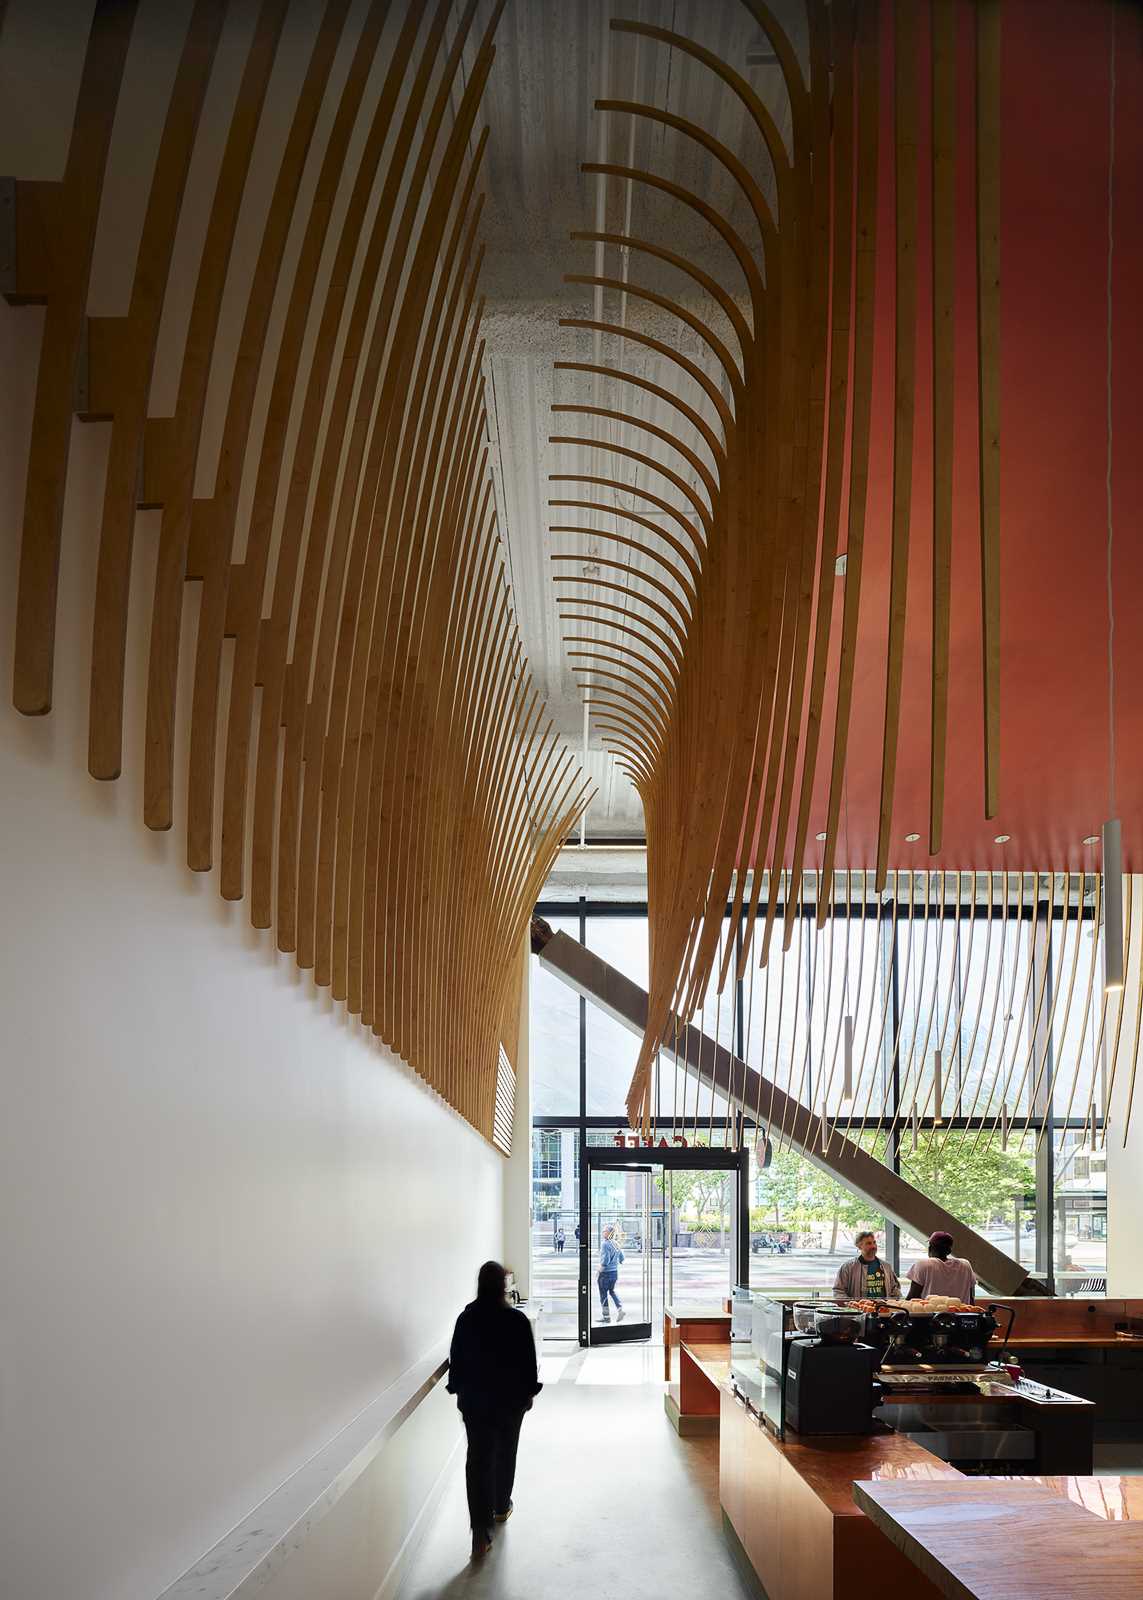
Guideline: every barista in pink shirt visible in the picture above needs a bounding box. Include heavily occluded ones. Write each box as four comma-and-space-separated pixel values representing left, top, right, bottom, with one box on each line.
906, 1231, 977, 1303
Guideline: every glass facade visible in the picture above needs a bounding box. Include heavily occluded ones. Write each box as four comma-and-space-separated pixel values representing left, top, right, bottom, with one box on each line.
530, 895, 1108, 1326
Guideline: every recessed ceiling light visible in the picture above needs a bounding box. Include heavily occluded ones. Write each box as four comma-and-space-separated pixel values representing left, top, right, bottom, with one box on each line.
1083, 835, 1099, 846
905, 833, 920, 843
815, 832, 827, 841
994, 834, 1010, 844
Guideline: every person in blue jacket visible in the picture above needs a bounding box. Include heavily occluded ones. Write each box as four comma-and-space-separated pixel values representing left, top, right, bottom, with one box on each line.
598, 1226, 625, 1323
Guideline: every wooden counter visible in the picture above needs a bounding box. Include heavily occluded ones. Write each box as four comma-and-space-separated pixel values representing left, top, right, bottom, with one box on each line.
666, 1341, 733, 1436
663, 1304, 730, 1382
720, 1384, 954, 1599
854, 1475, 1143, 1600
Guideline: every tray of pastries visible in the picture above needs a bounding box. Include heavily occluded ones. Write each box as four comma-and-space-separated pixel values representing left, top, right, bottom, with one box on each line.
844, 1295, 974, 1316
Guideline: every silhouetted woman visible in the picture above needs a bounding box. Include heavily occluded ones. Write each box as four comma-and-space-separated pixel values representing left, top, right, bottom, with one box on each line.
447, 1261, 542, 1559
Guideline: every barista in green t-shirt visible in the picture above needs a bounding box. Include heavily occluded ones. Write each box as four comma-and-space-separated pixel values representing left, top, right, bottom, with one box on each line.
833, 1230, 902, 1302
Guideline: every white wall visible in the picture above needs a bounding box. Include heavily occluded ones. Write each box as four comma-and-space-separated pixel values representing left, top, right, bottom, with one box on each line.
0, 198, 503, 1600
1107, 877, 1143, 1297
0, 641, 503, 1600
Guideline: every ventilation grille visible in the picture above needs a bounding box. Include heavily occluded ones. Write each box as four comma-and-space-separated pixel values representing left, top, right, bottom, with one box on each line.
492, 1048, 515, 1156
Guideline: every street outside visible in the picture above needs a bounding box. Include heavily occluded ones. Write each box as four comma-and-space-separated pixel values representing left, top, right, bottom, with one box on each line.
532, 1240, 873, 1342
531, 1225, 1107, 1342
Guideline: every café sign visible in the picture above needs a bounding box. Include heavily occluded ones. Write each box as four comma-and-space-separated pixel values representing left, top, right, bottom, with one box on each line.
612, 1133, 689, 1148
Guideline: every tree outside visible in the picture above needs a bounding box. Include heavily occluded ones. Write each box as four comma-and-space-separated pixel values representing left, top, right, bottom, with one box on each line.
899, 1129, 1035, 1227
654, 1163, 733, 1244
749, 1129, 1035, 1251
751, 1142, 875, 1251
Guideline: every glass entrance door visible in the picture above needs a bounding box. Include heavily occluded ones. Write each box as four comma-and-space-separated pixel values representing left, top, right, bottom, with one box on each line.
584, 1165, 658, 1344
664, 1165, 735, 1315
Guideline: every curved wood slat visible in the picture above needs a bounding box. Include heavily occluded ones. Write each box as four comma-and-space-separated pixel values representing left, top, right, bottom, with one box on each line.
556, 599, 686, 673
553, 359, 727, 465
143, 0, 290, 834
186, 0, 352, 873
977, 0, 1002, 818
930, 0, 956, 853
89, 0, 225, 781
246, 0, 433, 929
218, 0, 394, 903
551, 525, 697, 604
570, 227, 752, 381
13, 0, 138, 716
5, 0, 587, 1148
874, 0, 920, 892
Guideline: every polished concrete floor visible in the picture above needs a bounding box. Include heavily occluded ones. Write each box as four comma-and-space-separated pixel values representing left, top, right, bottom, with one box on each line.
397, 1345, 756, 1600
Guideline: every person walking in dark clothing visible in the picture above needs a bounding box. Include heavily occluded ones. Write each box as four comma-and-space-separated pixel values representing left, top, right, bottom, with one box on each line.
447, 1261, 542, 1559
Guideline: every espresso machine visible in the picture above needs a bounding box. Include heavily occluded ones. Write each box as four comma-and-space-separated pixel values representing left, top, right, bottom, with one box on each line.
863, 1306, 1007, 1390
784, 1307, 882, 1435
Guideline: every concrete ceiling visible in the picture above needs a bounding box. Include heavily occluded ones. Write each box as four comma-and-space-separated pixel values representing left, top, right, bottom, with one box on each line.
474, 0, 805, 838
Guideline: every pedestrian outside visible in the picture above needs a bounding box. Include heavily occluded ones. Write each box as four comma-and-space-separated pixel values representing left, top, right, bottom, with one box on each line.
598, 1225, 625, 1323
447, 1261, 542, 1559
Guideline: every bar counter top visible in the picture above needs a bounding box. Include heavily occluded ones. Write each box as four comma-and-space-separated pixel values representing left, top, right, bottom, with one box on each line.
720, 1385, 954, 1598
993, 1335, 1140, 1348
853, 1475, 1143, 1600
771, 1424, 963, 1513
680, 1340, 732, 1389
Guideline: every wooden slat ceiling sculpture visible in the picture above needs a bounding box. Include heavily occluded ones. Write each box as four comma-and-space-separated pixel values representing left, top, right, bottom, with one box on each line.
551, 0, 1014, 1134
644, 871, 1141, 1163
5, 0, 590, 1146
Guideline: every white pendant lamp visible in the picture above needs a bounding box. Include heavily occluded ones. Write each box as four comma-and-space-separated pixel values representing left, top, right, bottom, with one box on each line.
1103, 817, 1123, 991
933, 1049, 943, 1125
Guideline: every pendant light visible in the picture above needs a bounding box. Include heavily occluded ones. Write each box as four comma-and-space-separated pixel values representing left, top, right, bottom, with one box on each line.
1103, 818, 1123, 991
933, 1048, 943, 1125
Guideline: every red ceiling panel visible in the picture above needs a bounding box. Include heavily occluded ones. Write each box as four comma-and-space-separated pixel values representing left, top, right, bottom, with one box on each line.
799, 0, 1143, 874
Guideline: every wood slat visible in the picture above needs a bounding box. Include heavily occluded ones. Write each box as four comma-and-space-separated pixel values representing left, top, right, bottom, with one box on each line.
12, 0, 138, 716
4, 1, 587, 1149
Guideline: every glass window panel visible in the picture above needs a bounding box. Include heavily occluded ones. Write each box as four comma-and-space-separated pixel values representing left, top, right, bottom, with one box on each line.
530, 910, 580, 1116
585, 914, 648, 1116
1052, 907, 1103, 1122
1054, 1127, 1107, 1294
955, 909, 1034, 1122
530, 1126, 579, 1339
748, 1135, 889, 1297
817, 910, 887, 1122
743, 912, 807, 1126
898, 1128, 1037, 1279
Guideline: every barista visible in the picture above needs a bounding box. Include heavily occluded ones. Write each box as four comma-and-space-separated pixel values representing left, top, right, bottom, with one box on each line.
906, 1231, 977, 1303
833, 1230, 901, 1302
